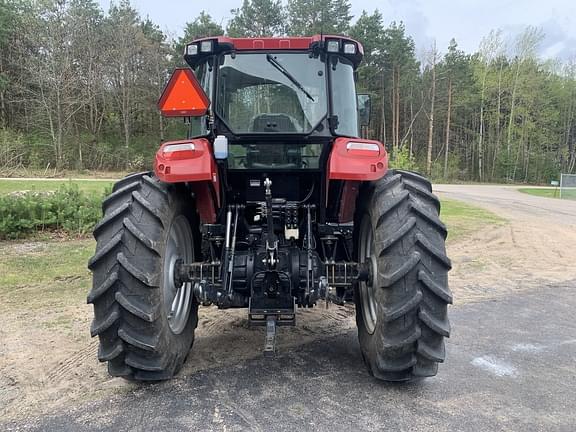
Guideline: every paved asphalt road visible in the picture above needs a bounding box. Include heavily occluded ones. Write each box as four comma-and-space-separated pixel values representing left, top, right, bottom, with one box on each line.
4, 281, 576, 432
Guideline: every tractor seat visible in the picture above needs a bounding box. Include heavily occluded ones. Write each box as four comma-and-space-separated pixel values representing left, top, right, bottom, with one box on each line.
251, 114, 297, 132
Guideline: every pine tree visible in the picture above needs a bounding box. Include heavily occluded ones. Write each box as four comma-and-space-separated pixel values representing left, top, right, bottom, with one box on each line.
349, 10, 385, 139
227, 0, 284, 37
286, 0, 352, 36
383, 22, 418, 154
175, 11, 224, 61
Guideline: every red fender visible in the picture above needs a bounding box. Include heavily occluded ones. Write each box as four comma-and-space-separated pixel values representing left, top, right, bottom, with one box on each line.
327, 137, 388, 223
154, 138, 220, 223
328, 137, 388, 181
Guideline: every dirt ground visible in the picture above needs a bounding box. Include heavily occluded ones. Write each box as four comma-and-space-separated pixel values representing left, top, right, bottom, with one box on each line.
436, 184, 576, 303
1, 184, 576, 422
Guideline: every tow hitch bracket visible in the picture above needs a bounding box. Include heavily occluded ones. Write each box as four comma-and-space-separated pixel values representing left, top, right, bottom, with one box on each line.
264, 316, 277, 356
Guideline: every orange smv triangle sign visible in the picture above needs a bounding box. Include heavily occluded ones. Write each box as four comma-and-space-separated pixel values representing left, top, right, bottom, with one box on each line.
158, 68, 210, 117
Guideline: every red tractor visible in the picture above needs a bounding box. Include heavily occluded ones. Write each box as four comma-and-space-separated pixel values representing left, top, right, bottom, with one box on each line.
88, 35, 452, 382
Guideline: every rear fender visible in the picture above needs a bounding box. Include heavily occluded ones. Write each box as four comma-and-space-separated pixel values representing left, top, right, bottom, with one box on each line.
327, 137, 388, 223
328, 137, 388, 181
154, 138, 220, 223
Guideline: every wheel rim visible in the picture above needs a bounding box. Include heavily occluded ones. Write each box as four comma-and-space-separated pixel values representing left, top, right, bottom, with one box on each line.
163, 215, 194, 335
359, 216, 378, 334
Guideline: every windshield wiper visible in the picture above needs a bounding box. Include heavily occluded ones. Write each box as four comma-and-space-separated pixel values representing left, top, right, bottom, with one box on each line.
266, 54, 315, 102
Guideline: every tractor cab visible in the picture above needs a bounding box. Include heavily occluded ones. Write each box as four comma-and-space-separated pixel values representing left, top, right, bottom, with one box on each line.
184, 35, 363, 139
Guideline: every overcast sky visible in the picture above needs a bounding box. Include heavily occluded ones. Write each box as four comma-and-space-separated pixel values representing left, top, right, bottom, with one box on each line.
97, 0, 576, 60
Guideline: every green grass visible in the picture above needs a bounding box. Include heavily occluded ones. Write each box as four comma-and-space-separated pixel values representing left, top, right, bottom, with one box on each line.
441, 198, 506, 242
519, 187, 576, 200
518, 187, 559, 198
0, 239, 93, 309
0, 179, 114, 195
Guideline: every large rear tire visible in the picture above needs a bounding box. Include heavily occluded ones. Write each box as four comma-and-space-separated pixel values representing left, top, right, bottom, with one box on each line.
354, 170, 452, 381
88, 173, 199, 381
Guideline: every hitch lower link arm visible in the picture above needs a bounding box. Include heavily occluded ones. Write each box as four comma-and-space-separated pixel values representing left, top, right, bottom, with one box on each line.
320, 261, 371, 307
174, 260, 247, 307
324, 261, 370, 288
173, 260, 221, 288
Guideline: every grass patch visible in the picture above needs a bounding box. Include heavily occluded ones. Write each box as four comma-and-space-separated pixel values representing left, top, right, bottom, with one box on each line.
518, 187, 576, 200
441, 198, 506, 242
518, 188, 559, 198
0, 179, 114, 195
0, 239, 93, 309
0, 168, 127, 179
0, 239, 92, 287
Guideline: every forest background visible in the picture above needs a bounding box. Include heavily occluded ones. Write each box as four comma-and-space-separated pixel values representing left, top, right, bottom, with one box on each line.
1, 0, 575, 183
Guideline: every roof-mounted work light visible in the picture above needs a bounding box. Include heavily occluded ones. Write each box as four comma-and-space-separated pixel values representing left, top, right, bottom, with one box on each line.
186, 43, 198, 56
326, 40, 340, 53
200, 40, 213, 53
343, 42, 357, 54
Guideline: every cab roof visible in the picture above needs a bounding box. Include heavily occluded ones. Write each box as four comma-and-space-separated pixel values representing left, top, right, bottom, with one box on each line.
184, 35, 364, 69
191, 35, 363, 52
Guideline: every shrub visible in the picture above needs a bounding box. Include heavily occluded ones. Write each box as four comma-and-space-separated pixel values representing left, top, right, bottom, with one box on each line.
0, 184, 104, 239
0, 128, 27, 173
389, 146, 419, 171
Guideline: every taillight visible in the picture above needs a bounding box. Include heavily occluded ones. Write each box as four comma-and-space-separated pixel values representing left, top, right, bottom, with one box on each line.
162, 143, 196, 160
346, 142, 380, 154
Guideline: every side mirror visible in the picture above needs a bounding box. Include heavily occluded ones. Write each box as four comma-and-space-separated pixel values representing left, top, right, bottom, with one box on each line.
158, 68, 210, 117
357, 94, 371, 127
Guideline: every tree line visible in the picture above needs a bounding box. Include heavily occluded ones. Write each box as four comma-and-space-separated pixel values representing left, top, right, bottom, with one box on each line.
1, 0, 575, 182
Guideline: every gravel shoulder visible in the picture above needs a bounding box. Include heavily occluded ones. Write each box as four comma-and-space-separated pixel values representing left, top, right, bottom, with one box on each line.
436, 184, 576, 303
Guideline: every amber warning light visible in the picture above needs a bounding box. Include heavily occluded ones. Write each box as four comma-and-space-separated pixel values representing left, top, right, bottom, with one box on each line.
158, 68, 210, 117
